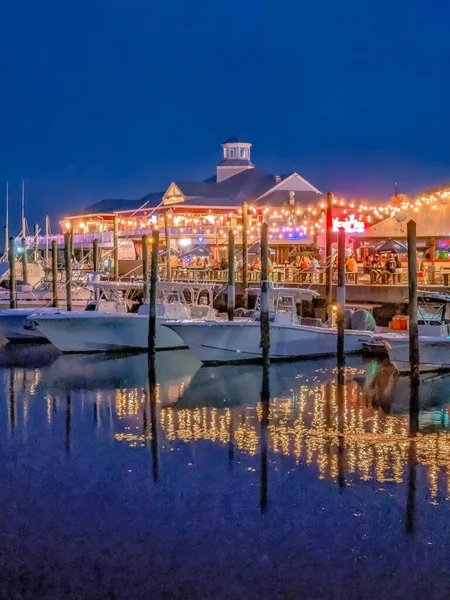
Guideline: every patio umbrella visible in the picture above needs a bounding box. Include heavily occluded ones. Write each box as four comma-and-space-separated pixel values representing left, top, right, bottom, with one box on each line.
374, 238, 407, 253
180, 244, 211, 258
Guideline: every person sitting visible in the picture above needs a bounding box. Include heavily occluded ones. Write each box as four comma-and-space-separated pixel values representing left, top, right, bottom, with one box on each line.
292, 255, 302, 268
309, 256, 319, 270
251, 257, 261, 271
385, 254, 397, 273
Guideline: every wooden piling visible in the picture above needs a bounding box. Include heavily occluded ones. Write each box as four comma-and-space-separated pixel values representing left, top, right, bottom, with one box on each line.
227, 229, 235, 321
8, 237, 16, 309
92, 238, 99, 302
113, 215, 119, 281
64, 231, 72, 311
142, 234, 149, 303
148, 228, 159, 359
260, 222, 270, 366
51, 240, 59, 308
21, 236, 28, 285
164, 212, 172, 282
407, 220, 419, 381
242, 202, 249, 309
336, 227, 346, 366
325, 191, 334, 307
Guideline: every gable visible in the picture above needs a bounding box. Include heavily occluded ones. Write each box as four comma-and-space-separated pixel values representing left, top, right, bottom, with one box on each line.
163, 182, 185, 205
255, 173, 321, 202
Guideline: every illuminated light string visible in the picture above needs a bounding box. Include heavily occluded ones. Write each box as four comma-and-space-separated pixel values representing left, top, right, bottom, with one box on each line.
68, 187, 450, 239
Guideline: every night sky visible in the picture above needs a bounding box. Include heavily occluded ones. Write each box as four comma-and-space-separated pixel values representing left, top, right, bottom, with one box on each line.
0, 0, 449, 231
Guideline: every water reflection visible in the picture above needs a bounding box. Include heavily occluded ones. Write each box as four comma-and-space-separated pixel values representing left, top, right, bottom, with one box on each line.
3, 347, 450, 503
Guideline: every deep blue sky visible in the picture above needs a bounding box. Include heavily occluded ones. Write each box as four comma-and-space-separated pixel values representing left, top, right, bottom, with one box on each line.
1, 0, 449, 232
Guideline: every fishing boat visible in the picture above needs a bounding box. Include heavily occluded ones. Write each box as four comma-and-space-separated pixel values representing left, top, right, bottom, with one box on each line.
164, 287, 373, 364
361, 290, 450, 356
28, 281, 218, 352
385, 337, 450, 373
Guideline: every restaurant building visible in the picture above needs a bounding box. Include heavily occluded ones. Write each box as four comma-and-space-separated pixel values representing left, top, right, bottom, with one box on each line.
59, 136, 325, 264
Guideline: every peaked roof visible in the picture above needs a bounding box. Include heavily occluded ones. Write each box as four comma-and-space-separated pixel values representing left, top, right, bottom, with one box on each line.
222, 135, 248, 144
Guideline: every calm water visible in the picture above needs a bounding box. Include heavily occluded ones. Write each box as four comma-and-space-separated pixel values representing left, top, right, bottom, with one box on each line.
1, 345, 450, 599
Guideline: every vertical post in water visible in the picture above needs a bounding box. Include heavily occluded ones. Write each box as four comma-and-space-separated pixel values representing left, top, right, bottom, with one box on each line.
407, 220, 419, 381
142, 234, 149, 304
260, 360, 270, 512
51, 239, 58, 308
148, 228, 159, 360
45, 215, 50, 268
8, 238, 16, 309
260, 222, 270, 366
227, 228, 235, 321
164, 212, 171, 282
93, 238, 99, 302
64, 231, 72, 311
33, 223, 39, 262
113, 215, 119, 282
336, 227, 346, 366
242, 202, 249, 309
325, 191, 334, 307
21, 236, 28, 285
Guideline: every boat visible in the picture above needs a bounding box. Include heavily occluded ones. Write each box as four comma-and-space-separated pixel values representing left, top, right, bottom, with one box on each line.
164, 287, 373, 364
0, 279, 138, 343
385, 337, 450, 373
362, 290, 450, 357
28, 281, 218, 352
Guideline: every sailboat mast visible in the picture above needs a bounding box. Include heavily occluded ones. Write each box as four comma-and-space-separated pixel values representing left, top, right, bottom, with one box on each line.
5, 182, 9, 256
21, 179, 26, 239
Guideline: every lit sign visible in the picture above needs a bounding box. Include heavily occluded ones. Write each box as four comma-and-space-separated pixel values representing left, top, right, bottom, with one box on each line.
332, 214, 365, 233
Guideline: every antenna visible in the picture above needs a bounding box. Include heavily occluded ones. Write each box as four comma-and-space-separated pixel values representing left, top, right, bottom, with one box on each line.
394, 182, 398, 198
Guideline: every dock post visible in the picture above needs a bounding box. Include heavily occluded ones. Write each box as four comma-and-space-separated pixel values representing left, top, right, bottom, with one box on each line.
45, 215, 50, 268
21, 236, 28, 285
325, 191, 334, 307
8, 237, 16, 309
260, 222, 270, 366
113, 215, 119, 282
336, 227, 346, 366
407, 220, 419, 381
148, 228, 159, 360
227, 228, 235, 321
51, 240, 59, 308
64, 231, 72, 311
92, 238, 99, 302
164, 212, 172, 282
242, 202, 249, 308
33, 223, 39, 262
142, 234, 149, 303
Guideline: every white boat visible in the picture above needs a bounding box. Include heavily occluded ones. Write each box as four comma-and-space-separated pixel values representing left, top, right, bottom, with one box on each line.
386, 337, 450, 373
0, 278, 92, 310
362, 291, 450, 357
28, 282, 218, 352
0, 307, 63, 341
164, 287, 373, 363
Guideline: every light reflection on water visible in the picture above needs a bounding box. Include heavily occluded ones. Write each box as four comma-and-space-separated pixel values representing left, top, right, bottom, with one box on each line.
2, 346, 450, 597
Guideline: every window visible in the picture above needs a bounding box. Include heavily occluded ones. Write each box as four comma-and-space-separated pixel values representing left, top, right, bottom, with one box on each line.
229, 148, 237, 158
239, 147, 246, 158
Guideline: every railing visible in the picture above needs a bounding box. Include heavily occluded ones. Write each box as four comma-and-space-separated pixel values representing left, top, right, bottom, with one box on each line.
15, 232, 114, 248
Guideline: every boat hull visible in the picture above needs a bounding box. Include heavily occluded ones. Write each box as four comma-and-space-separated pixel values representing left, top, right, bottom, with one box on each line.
29, 313, 186, 352
0, 308, 63, 341
387, 337, 450, 373
164, 321, 372, 363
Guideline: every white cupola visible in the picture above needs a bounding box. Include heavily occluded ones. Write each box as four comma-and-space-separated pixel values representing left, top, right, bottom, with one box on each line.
216, 136, 254, 182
